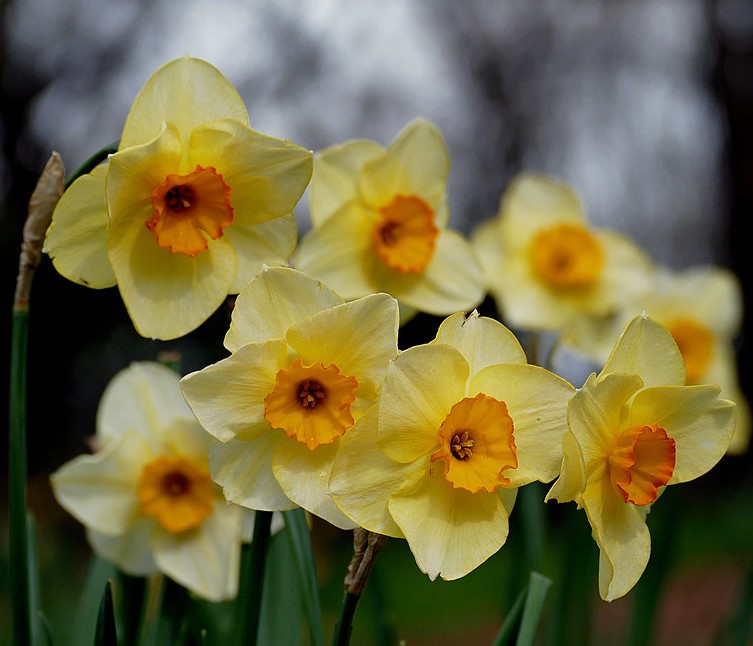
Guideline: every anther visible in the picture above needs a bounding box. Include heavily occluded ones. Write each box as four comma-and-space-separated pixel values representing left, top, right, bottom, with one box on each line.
451, 430, 474, 459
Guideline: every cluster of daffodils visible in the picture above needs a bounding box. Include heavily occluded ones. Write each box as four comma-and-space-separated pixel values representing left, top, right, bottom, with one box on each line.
48, 56, 743, 606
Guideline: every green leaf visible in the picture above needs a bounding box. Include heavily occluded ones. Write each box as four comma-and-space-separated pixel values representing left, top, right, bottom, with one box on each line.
492, 571, 553, 646
73, 557, 116, 645
234, 510, 273, 646
516, 572, 553, 646
94, 581, 117, 646
258, 531, 304, 645
492, 584, 528, 646
283, 509, 323, 646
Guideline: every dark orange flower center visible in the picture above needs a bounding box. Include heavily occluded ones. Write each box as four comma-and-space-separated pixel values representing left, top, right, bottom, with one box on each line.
148, 165, 233, 257
264, 358, 359, 450
608, 423, 676, 506
529, 223, 603, 289
137, 455, 215, 533
430, 394, 518, 494
665, 318, 714, 385
372, 195, 438, 273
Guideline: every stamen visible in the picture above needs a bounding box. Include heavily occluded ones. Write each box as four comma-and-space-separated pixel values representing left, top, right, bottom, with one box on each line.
166, 185, 194, 210
450, 430, 474, 459
298, 379, 326, 408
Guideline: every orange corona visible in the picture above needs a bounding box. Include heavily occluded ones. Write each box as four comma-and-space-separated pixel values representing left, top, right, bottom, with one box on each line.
148, 165, 233, 256
430, 394, 518, 494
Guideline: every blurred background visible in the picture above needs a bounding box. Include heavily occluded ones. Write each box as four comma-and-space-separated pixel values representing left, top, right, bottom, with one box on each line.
1, 0, 752, 643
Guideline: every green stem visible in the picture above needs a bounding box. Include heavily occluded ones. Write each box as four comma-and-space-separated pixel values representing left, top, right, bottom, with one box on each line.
64, 141, 119, 189
9, 308, 32, 646
137, 574, 165, 646
235, 510, 273, 646
332, 592, 359, 646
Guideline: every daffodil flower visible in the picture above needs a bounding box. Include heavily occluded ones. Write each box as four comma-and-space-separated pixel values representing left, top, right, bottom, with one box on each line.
546, 314, 736, 601
44, 57, 312, 340
472, 173, 653, 332
51, 362, 255, 602
563, 265, 750, 454
330, 311, 575, 580
294, 119, 485, 320
180, 267, 399, 529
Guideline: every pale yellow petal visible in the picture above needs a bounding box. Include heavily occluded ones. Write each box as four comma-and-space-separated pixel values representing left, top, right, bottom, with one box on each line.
208, 432, 297, 512
226, 213, 297, 294
383, 229, 486, 315
108, 220, 236, 340
499, 173, 584, 232
568, 373, 644, 466
286, 293, 399, 401
51, 432, 152, 536
491, 245, 594, 332
97, 362, 191, 446
311, 140, 384, 225
358, 119, 449, 211
627, 385, 736, 483
434, 311, 527, 377
294, 201, 382, 299
470, 363, 575, 485
389, 468, 509, 581
87, 521, 157, 576
587, 231, 654, 315
378, 344, 469, 463
44, 163, 116, 288
180, 340, 289, 442
190, 119, 312, 226
106, 123, 183, 226
470, 217, 504, 290
224, 267, 343, 352
158, 418, 211, 462
545, 431, 587, 504
654, 266, 743, 335
152, 502, 243, 601
120, 57, 249, 150
272, 441, 356, 530
602, 315, 686, 387
581, 475, 651, 601
330, 406, 410, 538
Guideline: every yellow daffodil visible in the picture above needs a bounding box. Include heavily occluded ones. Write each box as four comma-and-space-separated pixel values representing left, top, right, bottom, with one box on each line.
180, 267, 399, 529
44, 57, 312, 340
546, 314, 736, 601
51, 362, 255, 602
563, 266, 750, 454
472, 173, 653, 332
330, 311, 575, 580
294, 119, 485, 319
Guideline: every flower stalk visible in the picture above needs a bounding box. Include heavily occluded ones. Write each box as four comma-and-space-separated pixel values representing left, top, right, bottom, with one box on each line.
9, 152, 64, 646
333, 528, 388, 646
